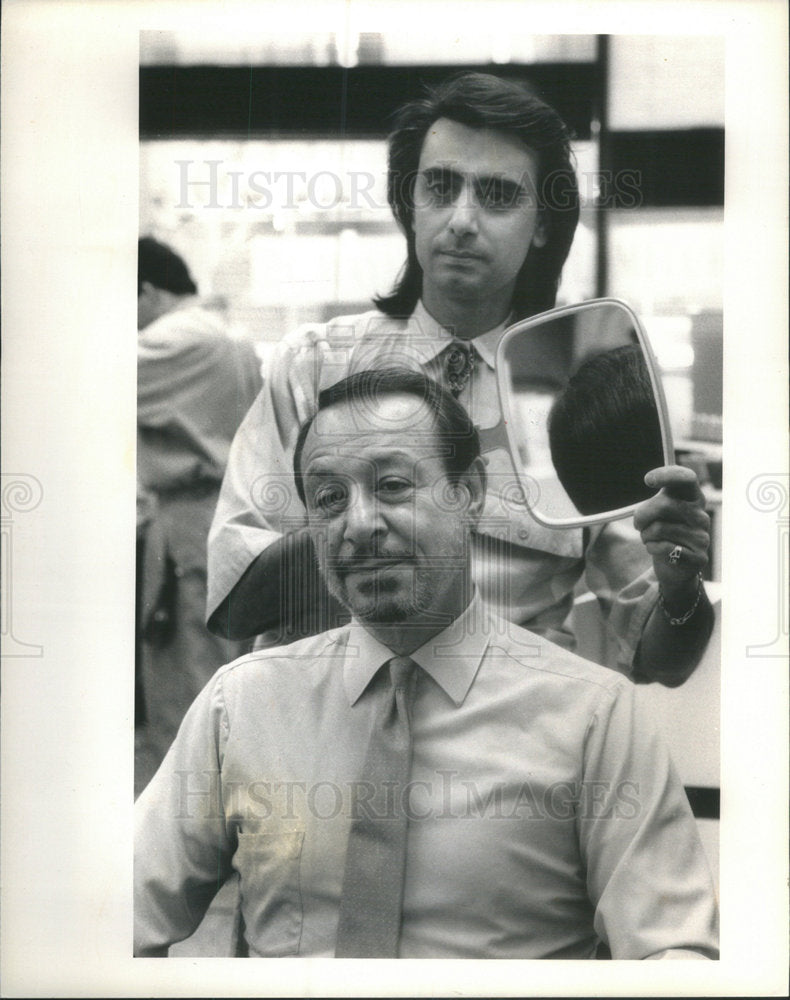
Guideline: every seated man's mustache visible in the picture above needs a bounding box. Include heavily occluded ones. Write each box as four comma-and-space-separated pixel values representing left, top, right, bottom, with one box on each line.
330, 546, 417, 574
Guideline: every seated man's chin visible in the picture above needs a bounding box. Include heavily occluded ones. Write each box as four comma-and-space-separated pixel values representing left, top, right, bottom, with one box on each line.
342, 576, 415, 621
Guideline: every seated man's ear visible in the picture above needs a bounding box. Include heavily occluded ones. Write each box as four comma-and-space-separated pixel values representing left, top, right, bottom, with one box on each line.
454, 456, 487, 524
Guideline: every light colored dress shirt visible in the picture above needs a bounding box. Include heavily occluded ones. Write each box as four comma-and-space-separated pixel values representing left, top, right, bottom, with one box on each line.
206, 303, 657, 673
134, 599, 718, 959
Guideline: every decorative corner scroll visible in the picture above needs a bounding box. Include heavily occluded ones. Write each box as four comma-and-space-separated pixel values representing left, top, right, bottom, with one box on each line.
1, 473, 44, 658
745, 474, 789, 658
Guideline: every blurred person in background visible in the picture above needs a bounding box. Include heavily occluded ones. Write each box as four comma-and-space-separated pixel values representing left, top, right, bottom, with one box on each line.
205, 71, 713, 687
136, 236, 262, 794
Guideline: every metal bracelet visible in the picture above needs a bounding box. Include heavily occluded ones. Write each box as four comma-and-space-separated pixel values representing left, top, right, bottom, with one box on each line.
658, 573, 704, 626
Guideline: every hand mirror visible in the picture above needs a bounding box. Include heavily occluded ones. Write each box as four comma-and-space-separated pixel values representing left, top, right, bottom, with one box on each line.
495, 298, 674, 528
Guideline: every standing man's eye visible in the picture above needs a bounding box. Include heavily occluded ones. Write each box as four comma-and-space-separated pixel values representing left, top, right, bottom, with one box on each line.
477, 180, 525, 210
312, 483, 349, 514
421, 172, 460, 204
426, 180, 452, 201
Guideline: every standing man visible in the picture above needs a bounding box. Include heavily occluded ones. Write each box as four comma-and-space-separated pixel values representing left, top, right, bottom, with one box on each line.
135, 369, 718, 959
136, 237, 262, 793
206, 72, 713, 683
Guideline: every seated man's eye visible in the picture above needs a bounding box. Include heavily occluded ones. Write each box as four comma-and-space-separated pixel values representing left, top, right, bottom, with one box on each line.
312, 483, 348, 513
378, 477, 413, 500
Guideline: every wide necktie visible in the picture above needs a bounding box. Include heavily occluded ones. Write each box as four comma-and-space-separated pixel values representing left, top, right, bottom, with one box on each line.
334, 656, 417, 958
445, 339, 476, 397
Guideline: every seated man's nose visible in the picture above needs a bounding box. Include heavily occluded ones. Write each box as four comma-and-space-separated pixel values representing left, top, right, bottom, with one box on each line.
343, 494, 382, 540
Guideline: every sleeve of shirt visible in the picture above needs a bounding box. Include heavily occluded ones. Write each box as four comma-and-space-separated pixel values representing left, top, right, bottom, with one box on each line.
578, 678, 719, 960
138, 314, 263, 488
582, 518, 659, 675
138, 315, 250, 433
133, 673, 234, 956
137, 323, 206, 426
205, 332, 320, 620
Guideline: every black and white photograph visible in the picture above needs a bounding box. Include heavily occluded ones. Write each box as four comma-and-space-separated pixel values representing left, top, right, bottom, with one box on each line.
1, 1, 788, 996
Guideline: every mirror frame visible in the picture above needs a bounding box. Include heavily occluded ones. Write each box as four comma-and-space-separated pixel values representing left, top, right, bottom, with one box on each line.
495, 297, 675, 529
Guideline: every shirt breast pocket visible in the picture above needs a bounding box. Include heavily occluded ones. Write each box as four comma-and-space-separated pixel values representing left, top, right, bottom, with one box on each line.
233, 829, 305, 956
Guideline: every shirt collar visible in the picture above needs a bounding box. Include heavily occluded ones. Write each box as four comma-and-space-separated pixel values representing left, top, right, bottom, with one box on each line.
343, 594, 491, 708
407, 300, 511, 371
471, 321, 511, 370
400, 300, 454, 365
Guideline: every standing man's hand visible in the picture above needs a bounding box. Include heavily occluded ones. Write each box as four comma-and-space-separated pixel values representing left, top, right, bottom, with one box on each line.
630, 465, 714, 684
634, 465, 711, 597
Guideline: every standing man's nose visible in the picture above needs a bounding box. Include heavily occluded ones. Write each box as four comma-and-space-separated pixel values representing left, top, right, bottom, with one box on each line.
448, 184, 479, 238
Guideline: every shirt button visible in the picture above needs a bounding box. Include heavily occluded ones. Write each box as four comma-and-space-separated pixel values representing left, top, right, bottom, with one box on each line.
518, 528, 530, 540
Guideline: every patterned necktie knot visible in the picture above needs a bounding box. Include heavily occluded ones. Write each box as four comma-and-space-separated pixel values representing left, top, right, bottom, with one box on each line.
445, 340, 475, 397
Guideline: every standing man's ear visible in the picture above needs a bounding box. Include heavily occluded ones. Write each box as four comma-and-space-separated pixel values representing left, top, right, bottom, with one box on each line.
532, 215, 548, 249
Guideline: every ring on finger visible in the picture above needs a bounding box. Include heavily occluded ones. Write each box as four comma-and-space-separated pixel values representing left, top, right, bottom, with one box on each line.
668, 545, 683, 565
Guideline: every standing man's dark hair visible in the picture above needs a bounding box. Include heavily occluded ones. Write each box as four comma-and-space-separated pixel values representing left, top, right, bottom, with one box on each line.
375, 71, 580, 321
138, 236, 198, 296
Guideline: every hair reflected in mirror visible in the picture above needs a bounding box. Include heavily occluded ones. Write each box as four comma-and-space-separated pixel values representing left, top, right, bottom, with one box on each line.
547, 344, 665, 516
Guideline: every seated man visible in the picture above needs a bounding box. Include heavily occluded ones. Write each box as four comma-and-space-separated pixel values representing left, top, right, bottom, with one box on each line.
134, 369, 718, 959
